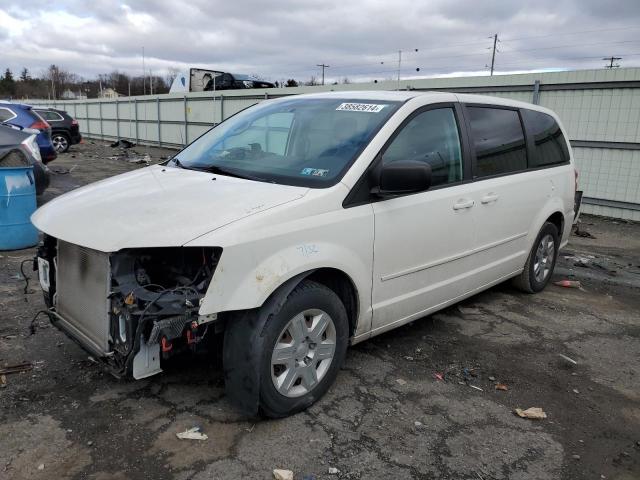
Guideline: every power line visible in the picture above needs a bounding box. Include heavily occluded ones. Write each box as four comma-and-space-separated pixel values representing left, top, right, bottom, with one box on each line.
499, 25, 640, 43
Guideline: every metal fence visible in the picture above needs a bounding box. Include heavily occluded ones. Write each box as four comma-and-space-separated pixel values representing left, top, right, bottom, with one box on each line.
30, 68, 640, 220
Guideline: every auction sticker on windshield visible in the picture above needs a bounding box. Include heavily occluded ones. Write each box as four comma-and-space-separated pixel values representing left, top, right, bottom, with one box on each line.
336, 103, 387, 113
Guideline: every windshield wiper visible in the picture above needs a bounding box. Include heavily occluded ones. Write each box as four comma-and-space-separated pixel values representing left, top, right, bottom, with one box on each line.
204, 165, 273, 183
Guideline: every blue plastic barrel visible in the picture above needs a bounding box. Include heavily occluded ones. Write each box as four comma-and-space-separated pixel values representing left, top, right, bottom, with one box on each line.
0, 166, 39, 250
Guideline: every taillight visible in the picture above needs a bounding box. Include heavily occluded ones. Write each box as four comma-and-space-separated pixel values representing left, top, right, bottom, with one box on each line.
71, 119, 78, 126
574, 168, 579, 193
30, 119, 50, 131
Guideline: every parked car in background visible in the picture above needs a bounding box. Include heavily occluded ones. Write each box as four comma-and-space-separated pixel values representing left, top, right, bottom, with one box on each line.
0, 123, 50, 195
32, 92, 577, 417
0, 102, 57, 163
34, 108, 82, 153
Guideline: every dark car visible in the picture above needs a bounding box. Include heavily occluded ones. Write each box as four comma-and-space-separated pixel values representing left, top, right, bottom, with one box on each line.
34, 108, 82, 153
0, 123, 50, 195
0, 102, 57, 163
203, 72, 275, 90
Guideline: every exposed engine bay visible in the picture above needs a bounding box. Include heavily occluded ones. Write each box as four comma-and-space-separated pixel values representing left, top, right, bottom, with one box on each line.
36, 235, 222, 379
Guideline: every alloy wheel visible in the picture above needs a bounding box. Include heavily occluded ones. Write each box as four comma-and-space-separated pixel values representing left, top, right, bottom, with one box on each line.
533, 234, 555, 283
271, 308, 337, 398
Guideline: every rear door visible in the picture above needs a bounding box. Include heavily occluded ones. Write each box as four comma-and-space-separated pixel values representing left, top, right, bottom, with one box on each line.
460, 104, 549, 287
371, 103, 477, 333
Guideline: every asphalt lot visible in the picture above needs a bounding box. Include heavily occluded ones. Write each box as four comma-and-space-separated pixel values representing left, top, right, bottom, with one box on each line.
1, 141, 639, 480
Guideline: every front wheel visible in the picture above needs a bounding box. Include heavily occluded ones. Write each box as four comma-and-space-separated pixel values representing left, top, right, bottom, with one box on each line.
259, 280, 349, 417
513, 221, 559, 293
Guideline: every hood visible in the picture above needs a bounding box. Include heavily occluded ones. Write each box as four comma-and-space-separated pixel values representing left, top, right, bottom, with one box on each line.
32, 165, 308, 252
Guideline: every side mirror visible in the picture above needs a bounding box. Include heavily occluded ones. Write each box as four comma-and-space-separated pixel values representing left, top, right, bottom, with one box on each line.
373, 160, 432, 196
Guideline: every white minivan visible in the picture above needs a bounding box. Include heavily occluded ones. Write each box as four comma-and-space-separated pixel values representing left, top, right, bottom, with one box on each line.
32, 91, 577, 417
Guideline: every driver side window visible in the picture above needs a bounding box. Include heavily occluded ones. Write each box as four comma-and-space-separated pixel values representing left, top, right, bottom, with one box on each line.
383, 108, 463, 187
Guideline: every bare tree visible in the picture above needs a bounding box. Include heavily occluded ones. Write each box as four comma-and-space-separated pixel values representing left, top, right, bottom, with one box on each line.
305, 75, 318, 86
44, 64, 77, 99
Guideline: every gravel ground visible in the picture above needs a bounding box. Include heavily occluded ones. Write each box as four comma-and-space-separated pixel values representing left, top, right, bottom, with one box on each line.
1, 141, 639, 480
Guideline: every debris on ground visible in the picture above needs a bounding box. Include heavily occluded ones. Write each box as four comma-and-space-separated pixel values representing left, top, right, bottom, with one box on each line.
572, 454, 581, 460
328, 467, 340, 475
573, 226, 596, 239
559, 353, 578, 365
488, 376, 496, 381
0, 362, 33, 375
572, 389, 580, 394
495, 383, 508, 391
37, 464, 45, 470
434, 372, 444, 381
458, 306, 482, 315
176, 426, 208, 441
0, 374, 6, 388
414, 420, 423, 427
469, 385, 483, 392
273, 469, 294, 480
553, 279, 582, 289
396, 378, 407, 386
110, 139, 136, 149
515, 407, 547, 420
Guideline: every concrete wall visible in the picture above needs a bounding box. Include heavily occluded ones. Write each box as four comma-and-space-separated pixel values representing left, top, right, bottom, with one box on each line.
30, 68, 640, 220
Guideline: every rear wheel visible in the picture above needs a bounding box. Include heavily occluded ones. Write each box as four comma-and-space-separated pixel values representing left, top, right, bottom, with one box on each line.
259, 280, 348, 417
513, 221, 559, 293
52, 133, 70, 153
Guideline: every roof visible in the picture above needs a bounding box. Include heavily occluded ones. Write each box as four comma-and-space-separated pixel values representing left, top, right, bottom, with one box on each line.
292, 90, 437, 101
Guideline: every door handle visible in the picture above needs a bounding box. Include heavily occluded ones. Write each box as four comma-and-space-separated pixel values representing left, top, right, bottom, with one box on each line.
453, 199, 475, 210
481, 193, 499, 204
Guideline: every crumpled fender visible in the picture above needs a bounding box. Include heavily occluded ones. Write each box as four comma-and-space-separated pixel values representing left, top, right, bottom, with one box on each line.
222, 271, 313, 415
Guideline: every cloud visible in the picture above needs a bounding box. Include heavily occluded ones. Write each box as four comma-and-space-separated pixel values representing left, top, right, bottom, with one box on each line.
0, 0, 638, 83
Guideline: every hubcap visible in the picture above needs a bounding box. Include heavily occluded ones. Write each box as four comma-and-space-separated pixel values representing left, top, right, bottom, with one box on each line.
52, 135, 68, 152
533, 234, 555, 283
271, 308, 336, 398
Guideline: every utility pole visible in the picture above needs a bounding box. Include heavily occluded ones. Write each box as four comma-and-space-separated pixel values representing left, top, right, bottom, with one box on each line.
603, 56, 622, 69
397, 50, 402, 90
397, 49, 418, 90
317, 64, 329, 85
489, 33, 498, 76
142, 46, 146, 96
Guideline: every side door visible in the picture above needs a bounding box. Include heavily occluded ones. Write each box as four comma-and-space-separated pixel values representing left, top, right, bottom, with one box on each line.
370, 103, 477, 333
460, 104, 550, 287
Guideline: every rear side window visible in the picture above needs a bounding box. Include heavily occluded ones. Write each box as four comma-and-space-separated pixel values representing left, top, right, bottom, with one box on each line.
521, 109, 570, 168
36, 110, 63, 121
0, 107, 16, 122
467, 106, 527, 178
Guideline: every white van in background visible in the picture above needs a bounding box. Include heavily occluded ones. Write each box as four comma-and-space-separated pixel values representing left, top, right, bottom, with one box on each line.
32, 91, 577, 417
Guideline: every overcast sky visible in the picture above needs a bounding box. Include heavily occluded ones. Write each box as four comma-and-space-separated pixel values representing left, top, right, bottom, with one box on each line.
1, 0, 639, 83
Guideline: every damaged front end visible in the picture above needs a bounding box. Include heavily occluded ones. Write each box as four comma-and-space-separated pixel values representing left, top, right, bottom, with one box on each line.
36, 235, 222, 379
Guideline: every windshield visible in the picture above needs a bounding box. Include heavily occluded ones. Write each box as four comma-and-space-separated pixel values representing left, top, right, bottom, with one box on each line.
173, 97, 402, 187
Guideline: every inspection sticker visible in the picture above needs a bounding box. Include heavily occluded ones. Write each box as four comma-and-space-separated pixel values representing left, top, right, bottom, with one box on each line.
336, 103, 386, 113
301, 168, 329, 177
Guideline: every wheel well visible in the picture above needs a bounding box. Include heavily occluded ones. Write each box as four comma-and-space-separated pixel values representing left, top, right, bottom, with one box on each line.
305, 268, 359, 338
546, 212, 565, 240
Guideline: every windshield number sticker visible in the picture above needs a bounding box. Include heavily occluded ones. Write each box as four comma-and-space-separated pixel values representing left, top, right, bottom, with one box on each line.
336, 103, 386, 113
301, 168, 329, 177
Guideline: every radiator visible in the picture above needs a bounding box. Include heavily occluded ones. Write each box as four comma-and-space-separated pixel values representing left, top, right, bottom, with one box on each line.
56, 241, 111, 355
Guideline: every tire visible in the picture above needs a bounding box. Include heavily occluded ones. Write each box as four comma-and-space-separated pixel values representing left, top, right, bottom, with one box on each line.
258, 280, 349, 417
513, 221, 560, 293
52, 133, 70, 153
